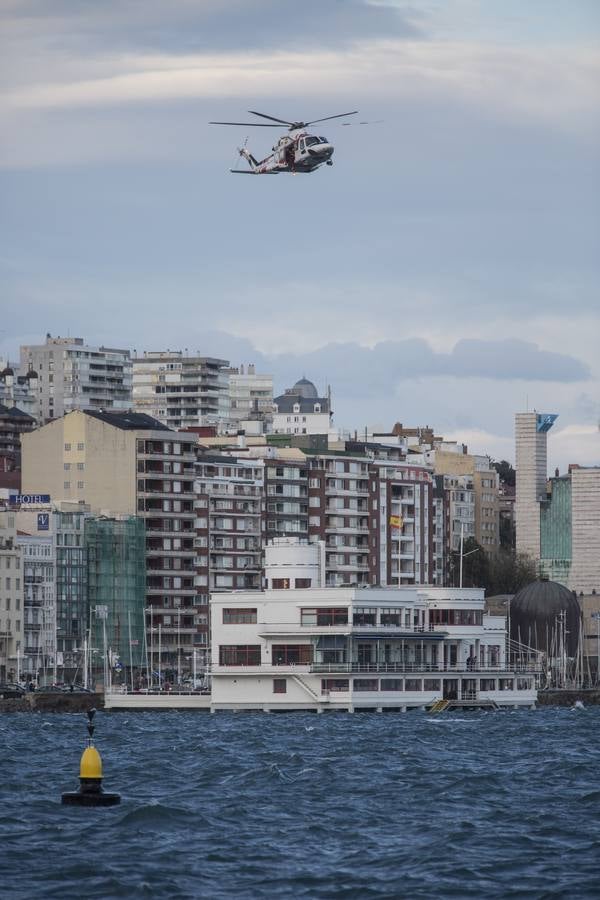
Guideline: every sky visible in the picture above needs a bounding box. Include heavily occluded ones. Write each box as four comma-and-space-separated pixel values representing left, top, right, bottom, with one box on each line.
2, 0, 599, 471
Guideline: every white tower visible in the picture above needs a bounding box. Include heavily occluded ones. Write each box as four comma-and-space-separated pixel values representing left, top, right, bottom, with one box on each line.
515, 412, 557, 561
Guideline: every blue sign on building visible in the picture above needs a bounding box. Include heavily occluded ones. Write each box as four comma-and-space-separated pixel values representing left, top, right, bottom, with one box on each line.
11, 493, 51, 505
536, 414, 558, 433
37, 513, 50, 531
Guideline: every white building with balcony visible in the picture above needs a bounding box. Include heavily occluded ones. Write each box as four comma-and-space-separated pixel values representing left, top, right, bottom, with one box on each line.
133, 351, 230, 429
209, 542, 538, 711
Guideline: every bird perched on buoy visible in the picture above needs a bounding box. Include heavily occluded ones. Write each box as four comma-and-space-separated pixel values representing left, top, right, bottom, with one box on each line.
61, 708, 121, 807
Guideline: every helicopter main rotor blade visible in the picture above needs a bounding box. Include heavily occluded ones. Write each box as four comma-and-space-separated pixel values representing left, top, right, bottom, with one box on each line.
303, 111, 358, 126
247, 110, 295, 125
209, 121, 283, 127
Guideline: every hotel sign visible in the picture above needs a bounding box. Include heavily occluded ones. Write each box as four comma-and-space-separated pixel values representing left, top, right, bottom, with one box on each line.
11, 494, 51, 505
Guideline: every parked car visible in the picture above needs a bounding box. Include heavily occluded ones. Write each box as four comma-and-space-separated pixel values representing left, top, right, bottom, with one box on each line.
0, 682, 27, 699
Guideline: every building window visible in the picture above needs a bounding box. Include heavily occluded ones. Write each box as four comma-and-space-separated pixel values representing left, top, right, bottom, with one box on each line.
77, 481, 84, 489
272, 578, 291, 589
64, 482, 70, 490
272, 644, 313, 665
429, 609, 483, 626
380, 679, 403, 691
294, 578, 311, 589
222, 608, 257, 624
353, 607, 377, 626
301, 608, 348, 626
404, 679, 422, 691
380, 609, 402, 626
77, 442, 84, 451
218, 645, 261, 666
321, 679, 349, 692
273, 679, 287, 694
353, 678, 378, 691
64, 443, 71, 451
424, 679, 441, 691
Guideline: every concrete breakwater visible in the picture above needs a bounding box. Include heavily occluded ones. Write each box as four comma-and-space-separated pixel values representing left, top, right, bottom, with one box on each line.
537, 689, 600, 706
0, 692, 104, 713
3, 689, 600, 712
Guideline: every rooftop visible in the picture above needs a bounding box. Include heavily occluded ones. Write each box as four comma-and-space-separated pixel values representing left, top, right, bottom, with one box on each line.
83, 409, 172, 431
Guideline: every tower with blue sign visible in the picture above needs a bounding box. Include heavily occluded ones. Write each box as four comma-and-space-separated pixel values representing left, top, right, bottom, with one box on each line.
515, 411, 558, 561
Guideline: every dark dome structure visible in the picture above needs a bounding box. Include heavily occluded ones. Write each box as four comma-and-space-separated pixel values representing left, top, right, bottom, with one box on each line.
1, 366, 14, 377
291, 377, 318, 400
510, 579, 581, 656
24, 369, 38, 379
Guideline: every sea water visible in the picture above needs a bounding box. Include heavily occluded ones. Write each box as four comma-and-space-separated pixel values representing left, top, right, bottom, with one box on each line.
1, 707, 599, 898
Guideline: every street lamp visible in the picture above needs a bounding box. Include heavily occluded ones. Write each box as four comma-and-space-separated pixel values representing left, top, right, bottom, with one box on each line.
459, 521, 480, 589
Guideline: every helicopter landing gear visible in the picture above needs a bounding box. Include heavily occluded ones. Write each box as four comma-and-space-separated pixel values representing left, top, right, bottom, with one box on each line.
326, 160, 333, 166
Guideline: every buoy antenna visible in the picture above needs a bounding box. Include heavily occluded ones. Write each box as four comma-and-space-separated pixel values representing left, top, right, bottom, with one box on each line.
86, 708, 96, 743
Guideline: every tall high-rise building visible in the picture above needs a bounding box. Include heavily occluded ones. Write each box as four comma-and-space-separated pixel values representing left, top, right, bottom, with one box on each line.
132, 351, 230, 429
515, 412, 557, 560
20, 335, 132, 423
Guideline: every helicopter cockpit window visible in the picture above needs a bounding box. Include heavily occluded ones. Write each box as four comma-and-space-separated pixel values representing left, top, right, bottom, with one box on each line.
304, 136, 321, 147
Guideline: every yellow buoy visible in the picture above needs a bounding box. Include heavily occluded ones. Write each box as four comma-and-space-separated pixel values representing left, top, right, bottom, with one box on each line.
80, 746, 103, 780
61, 708, 121, 807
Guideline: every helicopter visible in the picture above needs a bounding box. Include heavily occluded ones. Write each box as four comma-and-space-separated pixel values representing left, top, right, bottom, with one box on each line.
209, 109, 359, 174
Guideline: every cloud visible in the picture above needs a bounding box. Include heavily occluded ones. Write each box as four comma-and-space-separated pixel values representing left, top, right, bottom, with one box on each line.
550, 424, 600, 470
191, 332, 589, 389
3, 0, 418, 58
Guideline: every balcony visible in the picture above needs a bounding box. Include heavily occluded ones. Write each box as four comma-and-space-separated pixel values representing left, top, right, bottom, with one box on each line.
310, 662, 540, 675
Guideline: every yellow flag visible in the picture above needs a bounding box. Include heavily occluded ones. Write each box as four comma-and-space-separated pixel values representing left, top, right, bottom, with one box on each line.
389, 515, 404, 529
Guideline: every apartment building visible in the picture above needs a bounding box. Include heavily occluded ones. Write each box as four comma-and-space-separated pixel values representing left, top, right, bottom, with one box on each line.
305, 451, 433, 588
0, 364, 39, 420
21, 410, 198, 671
273, 378, 332, 435
228, 364, 273, 430
0, 404, 36, 463
133, 351, 230, 430
0, 510, 24, 681
540, 465, 600, 594
15, 530, 56, 682
14, 502, 88, 677
428, 444, 500, 553
20, 335, 132, 423
264, 457, 309, 539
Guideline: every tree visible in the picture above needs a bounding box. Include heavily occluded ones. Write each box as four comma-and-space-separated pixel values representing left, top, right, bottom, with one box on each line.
449, 541, 537, 596
449, 537, 489, 589
487, 549, 537, 596
491, 458, 515, 487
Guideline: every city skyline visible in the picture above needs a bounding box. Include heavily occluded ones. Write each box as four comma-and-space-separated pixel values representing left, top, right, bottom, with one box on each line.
2, 1, 599, 471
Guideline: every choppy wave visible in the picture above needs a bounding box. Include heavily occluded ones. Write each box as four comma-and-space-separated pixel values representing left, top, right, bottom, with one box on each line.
1, 708, 599, 898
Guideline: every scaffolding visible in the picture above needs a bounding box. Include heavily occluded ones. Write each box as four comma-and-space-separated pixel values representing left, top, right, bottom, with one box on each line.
85, 517, 146, 680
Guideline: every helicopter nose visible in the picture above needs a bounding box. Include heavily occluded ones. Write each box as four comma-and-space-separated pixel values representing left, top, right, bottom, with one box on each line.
309, 143, 334, 158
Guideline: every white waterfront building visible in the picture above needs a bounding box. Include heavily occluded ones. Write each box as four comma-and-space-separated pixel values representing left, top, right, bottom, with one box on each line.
209, 541, 538, 712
